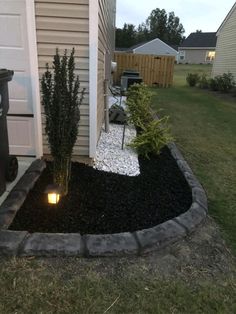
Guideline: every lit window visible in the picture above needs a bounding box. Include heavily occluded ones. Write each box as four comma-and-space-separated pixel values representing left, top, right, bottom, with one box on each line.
206, 51, 215, 61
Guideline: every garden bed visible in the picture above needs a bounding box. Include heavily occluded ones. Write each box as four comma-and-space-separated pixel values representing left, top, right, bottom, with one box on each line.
9, 146, 192, 234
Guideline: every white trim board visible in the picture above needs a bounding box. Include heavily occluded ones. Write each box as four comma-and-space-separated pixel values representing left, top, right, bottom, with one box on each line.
179, 47, 216, 50
26, 0, 43, 158
89, 0, 99, 159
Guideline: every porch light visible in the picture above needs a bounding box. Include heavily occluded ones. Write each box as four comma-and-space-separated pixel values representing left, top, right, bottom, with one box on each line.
45, 184, 61, 205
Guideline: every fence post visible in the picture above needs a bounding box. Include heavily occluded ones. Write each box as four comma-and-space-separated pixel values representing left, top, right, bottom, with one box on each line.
104, 79, 109, 133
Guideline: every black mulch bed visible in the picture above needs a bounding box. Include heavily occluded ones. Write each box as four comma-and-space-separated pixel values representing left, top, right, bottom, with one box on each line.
9, 146, 192, 234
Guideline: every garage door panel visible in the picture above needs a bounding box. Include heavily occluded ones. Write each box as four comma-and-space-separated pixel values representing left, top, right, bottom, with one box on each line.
9, 73, 28, 100
7, 117, 35, 155
0, 50, 28, 71
0, 14, 23, 48
0, 0, 38, 156
8, 72, 33, 114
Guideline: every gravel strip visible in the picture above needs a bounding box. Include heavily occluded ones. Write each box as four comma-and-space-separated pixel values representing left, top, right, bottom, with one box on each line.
93, 124, 140, 176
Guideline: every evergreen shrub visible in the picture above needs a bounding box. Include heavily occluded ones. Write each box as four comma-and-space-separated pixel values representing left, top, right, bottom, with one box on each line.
41, 48, 85, 195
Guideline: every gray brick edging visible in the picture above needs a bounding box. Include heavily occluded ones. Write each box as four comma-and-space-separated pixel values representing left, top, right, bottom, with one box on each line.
0, 144, 208, 257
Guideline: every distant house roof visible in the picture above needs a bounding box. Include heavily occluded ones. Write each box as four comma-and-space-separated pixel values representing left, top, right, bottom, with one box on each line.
115, 42, 149, 52
115, 39, 179, 55
130, 38, 178, 55
128, 41, 148, 51
179, 32, 217, 48
168, 44, 179, 52
115, 47, 129, 52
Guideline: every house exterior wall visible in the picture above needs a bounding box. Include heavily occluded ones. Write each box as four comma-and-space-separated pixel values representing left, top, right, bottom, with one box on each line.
97, 0, 116, 140
178, 48, 215, 64
35, 0, 90, 157
134, 40, 178, 58
212, 7, 236, 78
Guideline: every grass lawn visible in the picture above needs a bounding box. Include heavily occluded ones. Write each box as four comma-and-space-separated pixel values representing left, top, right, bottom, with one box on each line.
153, 63, 236, 252
173, 64, 212, 86
0, 64, 235, 313
0, 256, 235, 314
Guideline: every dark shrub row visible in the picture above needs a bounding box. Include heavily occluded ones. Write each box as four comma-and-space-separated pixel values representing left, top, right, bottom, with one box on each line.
186, 72, 235, 93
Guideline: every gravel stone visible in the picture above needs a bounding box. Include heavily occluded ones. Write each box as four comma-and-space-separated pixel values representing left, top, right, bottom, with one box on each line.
0, 190, 27, 214
184, 171, 203, 189
177, 159, 193, 175
85, 232, 138, 256
0, 190, 27, 229
0, 230, 28, 256
174, 202, 207, 233
135, 220, 186, 254
0, 213, 14, 230
192, 187, 208, 211
13, 172, 41, 194
94, 124, 140, 176
26, 159, 46, 174
21, 233, 83, 257
168, 142, 184, 160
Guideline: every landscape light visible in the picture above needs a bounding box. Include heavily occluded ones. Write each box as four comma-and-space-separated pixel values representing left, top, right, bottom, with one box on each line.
45, 184, 61, 205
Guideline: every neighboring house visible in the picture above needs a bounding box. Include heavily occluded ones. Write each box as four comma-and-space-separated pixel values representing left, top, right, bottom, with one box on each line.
0, 0, 116, 162
212, 2, 236, 78
126, 38, 179, 60
178, 32, 217, 64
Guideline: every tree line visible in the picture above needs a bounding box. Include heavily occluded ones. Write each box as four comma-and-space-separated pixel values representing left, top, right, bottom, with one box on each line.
116, 8, 185, 48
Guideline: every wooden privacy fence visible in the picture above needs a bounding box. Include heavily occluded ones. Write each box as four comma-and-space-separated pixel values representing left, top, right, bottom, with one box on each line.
113, 53, 175, 87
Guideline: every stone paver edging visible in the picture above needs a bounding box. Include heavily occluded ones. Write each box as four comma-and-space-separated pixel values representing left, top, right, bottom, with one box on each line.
0, 143, 208, 257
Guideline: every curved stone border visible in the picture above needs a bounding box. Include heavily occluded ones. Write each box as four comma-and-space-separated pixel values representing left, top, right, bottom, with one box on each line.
0, 143, 208, 257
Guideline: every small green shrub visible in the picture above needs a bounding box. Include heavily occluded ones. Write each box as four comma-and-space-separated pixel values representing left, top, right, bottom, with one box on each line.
217, 72, 235, 93
209, 73, 235, 93
126, 83, 173, 158
231, 86, 236, 97
209, 77, 219, 91
186, 73, 199, 87
126, 83, 153, 127
129, 117, 173, 158
198, 73, 209, 89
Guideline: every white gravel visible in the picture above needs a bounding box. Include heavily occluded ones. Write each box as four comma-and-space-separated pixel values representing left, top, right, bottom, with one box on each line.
93, 123, 140, 176
108, 95, 127, 109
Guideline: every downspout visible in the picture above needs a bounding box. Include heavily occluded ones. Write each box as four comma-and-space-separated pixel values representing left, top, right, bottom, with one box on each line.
104, 49, 111, 133
89, 0, 98, 159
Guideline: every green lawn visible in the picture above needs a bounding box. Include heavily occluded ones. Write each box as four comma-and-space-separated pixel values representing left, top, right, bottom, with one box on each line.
0, 64, 235, 313
173, 64, 212, 86
153, 64, 236, 252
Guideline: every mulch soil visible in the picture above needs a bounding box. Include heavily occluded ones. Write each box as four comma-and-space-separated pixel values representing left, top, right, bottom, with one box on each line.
9, 146, 192, 234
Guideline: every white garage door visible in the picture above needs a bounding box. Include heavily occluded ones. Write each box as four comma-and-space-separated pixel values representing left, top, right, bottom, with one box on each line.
0, 0, 41, 156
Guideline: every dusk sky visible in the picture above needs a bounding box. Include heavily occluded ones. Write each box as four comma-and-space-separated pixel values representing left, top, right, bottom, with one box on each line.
116, 0, 235, 36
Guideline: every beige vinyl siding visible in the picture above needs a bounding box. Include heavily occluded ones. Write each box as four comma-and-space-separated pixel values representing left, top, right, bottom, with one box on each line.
180, 49, 214, 64
212, 7, 236, 78
97, 0, 116, 139
35, 0, 90, 157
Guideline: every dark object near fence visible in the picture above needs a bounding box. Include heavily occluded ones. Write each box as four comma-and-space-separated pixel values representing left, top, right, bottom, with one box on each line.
122, 70, 140, 77
121, 76, 143, 92
109, 105, 127, 124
